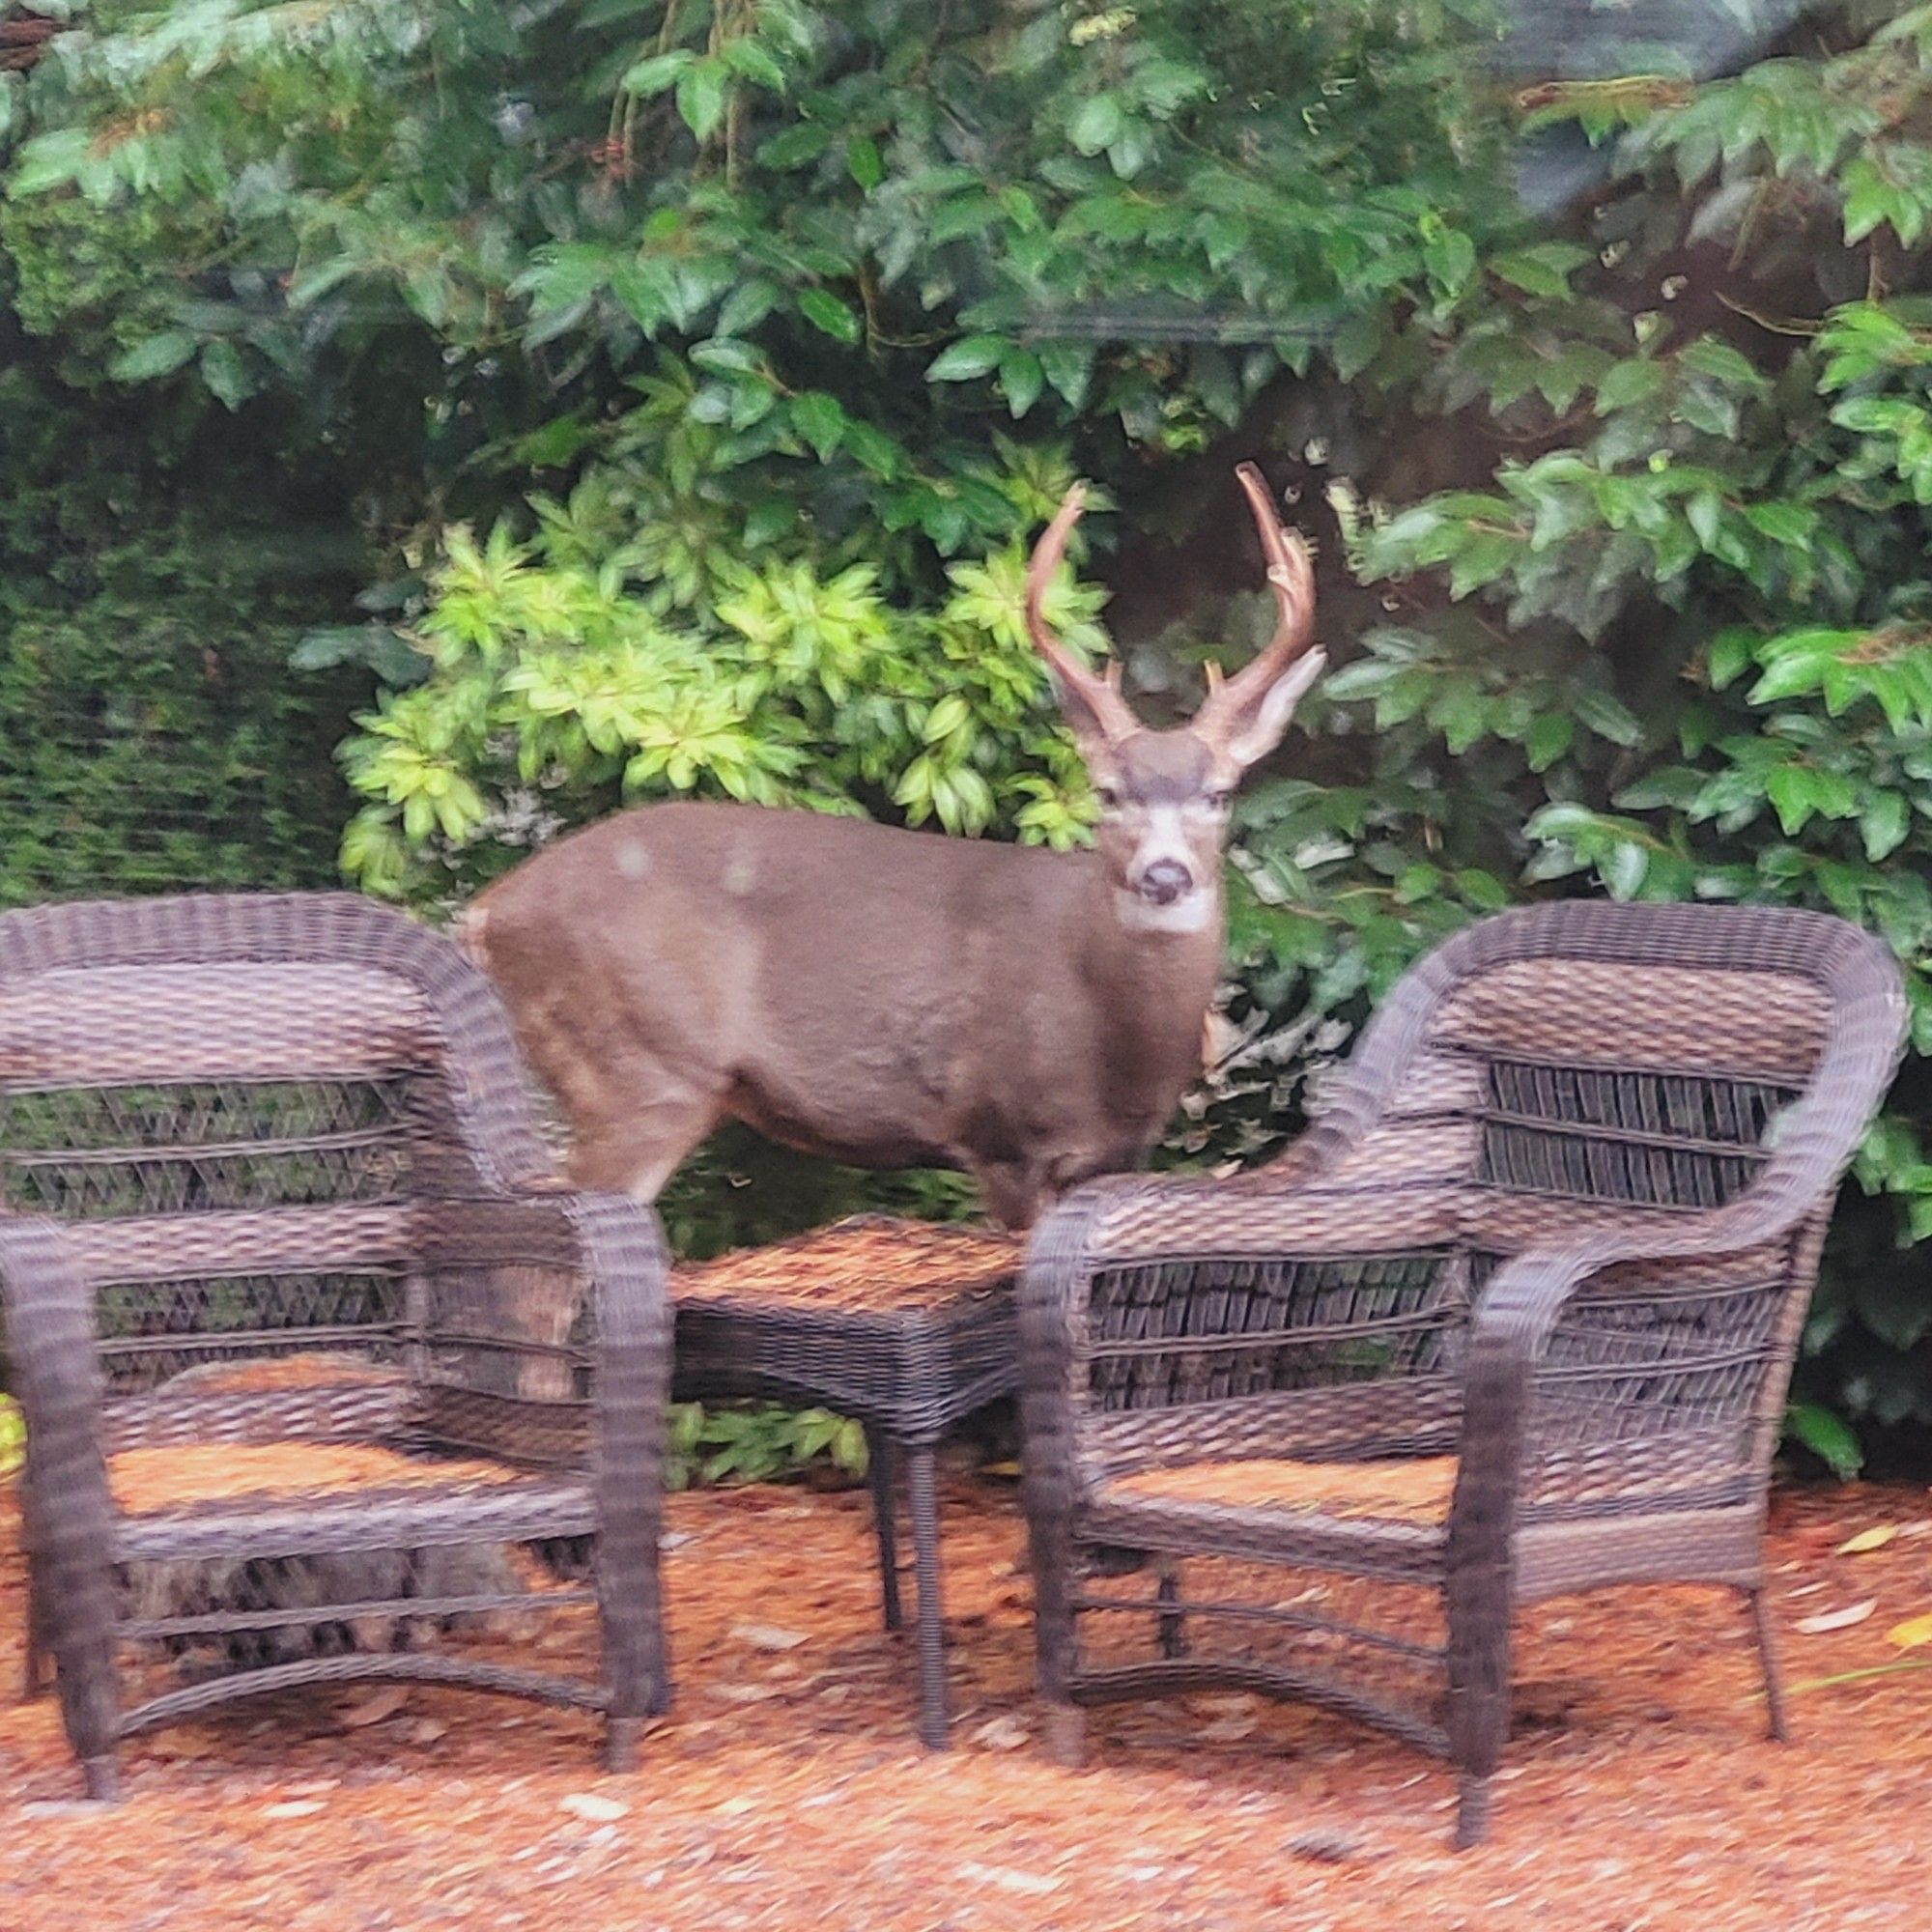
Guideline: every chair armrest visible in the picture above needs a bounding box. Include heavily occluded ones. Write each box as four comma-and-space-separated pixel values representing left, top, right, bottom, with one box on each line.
0, 1217, 108, 1493
412, 1184, 672, 1433
1446, 1195, 1821, 1616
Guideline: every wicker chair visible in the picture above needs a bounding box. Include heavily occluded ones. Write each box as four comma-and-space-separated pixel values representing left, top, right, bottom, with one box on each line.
0, 894, 672, 1798
1019, 902, 1905, 1846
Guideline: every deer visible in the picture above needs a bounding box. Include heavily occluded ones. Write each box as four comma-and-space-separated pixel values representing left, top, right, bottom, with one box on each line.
460, 463, 1324, 1233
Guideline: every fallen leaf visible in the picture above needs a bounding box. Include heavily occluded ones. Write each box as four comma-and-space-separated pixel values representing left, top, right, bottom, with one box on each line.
559, 1793, 630, 1824
970, 1716, 1031, 1751
730, 1622, 809, 1652
956, 1861, 1062, 1897
1794, 1599, 1878, 1634
337, 1685, 411, 1729
1886, 1612, 1932, 1651
1835, 1526, 1898, 1555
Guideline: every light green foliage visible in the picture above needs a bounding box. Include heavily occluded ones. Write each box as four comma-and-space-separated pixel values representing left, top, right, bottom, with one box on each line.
667, 1400, 868, 1490
336, 445, 1107, 899
0, 1396, 22, 1477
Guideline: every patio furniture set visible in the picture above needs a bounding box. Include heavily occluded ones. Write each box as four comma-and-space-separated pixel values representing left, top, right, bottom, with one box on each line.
0, 891, 1904, 1845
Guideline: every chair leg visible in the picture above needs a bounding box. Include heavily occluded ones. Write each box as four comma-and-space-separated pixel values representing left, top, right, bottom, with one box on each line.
1155, 1558, 1187, 1659
604, 1715, 641, 1774
1444, 1584, 1513, 1852
906, 1444, 949, 1749
1744, 1586, 1790, 1744
866, 1426, 905, 1634
1043, 1700, 1087, 1768
1454, 1772, 1492, 1850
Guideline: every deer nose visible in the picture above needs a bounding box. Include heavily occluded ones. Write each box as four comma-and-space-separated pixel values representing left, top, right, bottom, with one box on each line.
1137, 859, 1194, 905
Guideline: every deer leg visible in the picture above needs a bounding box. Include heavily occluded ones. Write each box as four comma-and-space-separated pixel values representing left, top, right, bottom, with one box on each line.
563, 1092, 721, 1203
967, 1159, 1050, 1234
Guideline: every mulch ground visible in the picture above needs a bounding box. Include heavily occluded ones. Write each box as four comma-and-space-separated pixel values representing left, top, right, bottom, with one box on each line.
3, 1464, 1930, 1931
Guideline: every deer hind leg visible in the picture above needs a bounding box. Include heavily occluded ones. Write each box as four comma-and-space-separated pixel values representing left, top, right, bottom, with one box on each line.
501, 1087, 720, 1401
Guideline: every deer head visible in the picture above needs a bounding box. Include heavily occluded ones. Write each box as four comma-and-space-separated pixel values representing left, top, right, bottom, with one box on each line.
1025, 463, 1326, 933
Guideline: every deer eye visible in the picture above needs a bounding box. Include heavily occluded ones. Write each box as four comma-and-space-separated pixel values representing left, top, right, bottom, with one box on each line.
1094, 785, 1121, 810
1205, 787, 1236, 811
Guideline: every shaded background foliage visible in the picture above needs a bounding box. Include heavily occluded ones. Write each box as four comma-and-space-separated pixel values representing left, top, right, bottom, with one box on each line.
3, 0, 1931, 1472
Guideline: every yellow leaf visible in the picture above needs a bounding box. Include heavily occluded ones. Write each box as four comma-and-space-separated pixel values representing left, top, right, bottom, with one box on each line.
1887, 1612, 1932, 1652
1836, 1524, 1899, 1554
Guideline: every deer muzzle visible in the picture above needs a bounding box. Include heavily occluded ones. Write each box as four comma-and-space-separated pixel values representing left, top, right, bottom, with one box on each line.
1135, 857, 1195, 906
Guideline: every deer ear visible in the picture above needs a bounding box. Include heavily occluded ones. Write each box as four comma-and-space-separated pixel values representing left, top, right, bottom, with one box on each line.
1223, 649, 1326, 770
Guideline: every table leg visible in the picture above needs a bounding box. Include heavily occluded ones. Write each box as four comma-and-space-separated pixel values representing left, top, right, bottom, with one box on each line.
866, 1425, 905, 1633
907, 1443, 949, 1749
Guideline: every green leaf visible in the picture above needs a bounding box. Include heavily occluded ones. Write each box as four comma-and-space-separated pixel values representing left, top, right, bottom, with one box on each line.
789, 390, 846, 461
1524, 712, 1574, 772
1707, 628, 1757, 689
1037, 340, 1094, 409
1766, 765, 1817, 836
1000, 348, 1044, 418
723, 40, 784, 91
846, 134, 884, 190
1862, 792, 1911, 863
1785, 1402, 1863, 1481
798, 289, 861, 344
199, 340, 251, 411
623, 50, 695, 96
7, 128, 91, 198
1070, 96, 1127, 156
1492, 242, 1589, 298
1572, 688, 1642, 746
1603, 841, 1649, 900
109, 332, 199, 383
676, 61, 729, 141
1595, 358, 1663, 412
927, 336, 1004, 383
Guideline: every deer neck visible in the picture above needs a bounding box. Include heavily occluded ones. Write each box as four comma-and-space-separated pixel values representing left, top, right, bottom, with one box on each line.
1079, 861, 1225, 1024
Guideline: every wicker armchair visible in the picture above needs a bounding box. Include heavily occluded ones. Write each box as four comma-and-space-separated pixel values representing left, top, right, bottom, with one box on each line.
1019, 902, 1905, 1846
0, 894, 672, 1798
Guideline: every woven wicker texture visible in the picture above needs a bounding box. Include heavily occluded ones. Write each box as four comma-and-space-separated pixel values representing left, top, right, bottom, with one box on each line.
0, 892, 673, 1798
1019, 902, 1906, 1849
671, 1213, 1021, 1748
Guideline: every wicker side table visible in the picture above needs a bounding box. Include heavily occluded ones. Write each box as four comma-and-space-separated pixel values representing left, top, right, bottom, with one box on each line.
670, 1216, 1020, 1747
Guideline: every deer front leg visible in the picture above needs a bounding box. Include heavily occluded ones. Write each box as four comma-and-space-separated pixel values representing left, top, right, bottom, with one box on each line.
967, 1158, 1053, 1233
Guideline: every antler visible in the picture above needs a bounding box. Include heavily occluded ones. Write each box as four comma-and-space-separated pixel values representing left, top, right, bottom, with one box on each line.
1196, 462, 1320, 726
1025, 483, 1140, 743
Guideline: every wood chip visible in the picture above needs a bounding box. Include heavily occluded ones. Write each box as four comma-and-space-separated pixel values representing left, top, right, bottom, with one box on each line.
559, 1793, 630, 1824
730, 1622, 810, 1652
336, 1685, 412, 1728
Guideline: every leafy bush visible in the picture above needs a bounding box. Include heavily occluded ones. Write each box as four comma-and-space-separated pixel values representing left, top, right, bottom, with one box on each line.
668, 1400, 869, 1491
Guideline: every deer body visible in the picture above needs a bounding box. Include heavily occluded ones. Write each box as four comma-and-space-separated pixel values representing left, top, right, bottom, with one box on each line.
465, 800, 1222, 1228
467, 464, 1324, 1231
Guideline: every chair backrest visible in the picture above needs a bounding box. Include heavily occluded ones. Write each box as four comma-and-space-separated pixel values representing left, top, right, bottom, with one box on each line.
1306, 902, 1904, 1239
0, 894, 554, 1416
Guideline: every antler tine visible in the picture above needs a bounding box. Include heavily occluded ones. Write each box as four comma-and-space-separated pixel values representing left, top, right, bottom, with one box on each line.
1210, 461, 1319, 707
1025, 483, 1138, 740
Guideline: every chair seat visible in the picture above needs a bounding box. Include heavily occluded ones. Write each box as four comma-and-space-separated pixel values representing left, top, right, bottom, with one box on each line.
110, 1441, 597, 1562
1105, 1454, 1460, 1527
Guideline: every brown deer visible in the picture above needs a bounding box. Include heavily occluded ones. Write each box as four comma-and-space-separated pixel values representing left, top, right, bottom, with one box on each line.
461, 464, 1324, 1231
